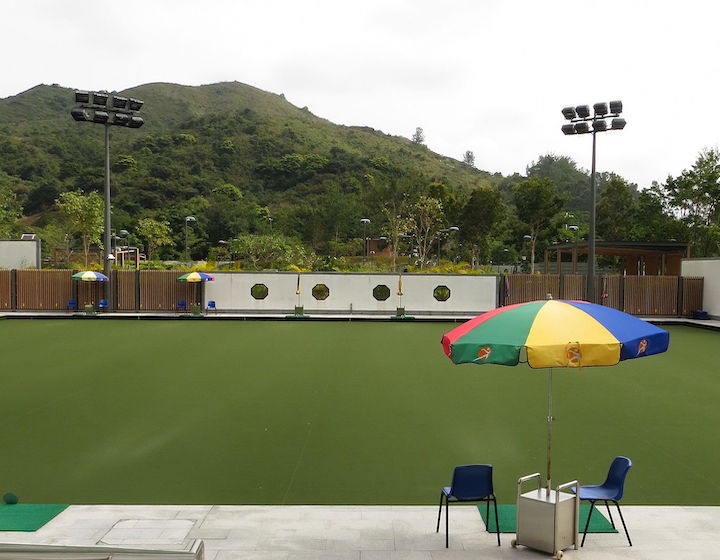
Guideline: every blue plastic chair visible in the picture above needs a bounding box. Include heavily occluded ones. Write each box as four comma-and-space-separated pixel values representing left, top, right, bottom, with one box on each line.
177, 300, 187, 311
576, 456, 633, 547
67, 299, 77, 310
206, 300, 217, 313
98, 299, 108, 311
436, 464, 500, 547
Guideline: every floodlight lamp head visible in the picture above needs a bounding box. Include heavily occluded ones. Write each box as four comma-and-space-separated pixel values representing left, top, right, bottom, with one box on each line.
611, 117, 627, 130
574, 121, 590, 134
92, 92, 108, 106
71, 107, 89, 121
112, 113, 130, 126
575, 105, 591, 118
128, 116, 144, 128
609, 100, 623, 114
92, 111, 109, 123
128, 98, 144, 111
593, 102, 609, 116
592, 119, 608, 132
561, 124, 576, 135
561, 106, 577, 120
75, 91, 90, 104
112, 96, 128, 109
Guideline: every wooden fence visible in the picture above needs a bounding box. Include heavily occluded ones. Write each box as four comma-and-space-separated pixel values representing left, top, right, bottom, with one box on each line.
502, 274, 703, 315
0, 270, 705, 316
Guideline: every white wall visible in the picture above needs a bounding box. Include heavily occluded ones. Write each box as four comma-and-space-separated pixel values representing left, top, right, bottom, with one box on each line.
682, 258, 720, 317
204, 272, 498, 315
0, 239, 41, 269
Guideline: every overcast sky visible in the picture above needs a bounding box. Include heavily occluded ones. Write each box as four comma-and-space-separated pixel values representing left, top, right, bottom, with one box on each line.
3, 0, 718, 189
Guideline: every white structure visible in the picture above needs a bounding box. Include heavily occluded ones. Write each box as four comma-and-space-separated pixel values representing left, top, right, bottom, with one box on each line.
0, 235, 41, 269
682, 258, 720, 318
205, 272, 498, 316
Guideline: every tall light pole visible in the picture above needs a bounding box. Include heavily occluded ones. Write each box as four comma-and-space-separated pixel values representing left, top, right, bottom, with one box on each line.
437, 226, 459, 264
184, 216, 196, 263
360, 218, 370, 262
71, 91, 144, 307
561, 101, 625, 303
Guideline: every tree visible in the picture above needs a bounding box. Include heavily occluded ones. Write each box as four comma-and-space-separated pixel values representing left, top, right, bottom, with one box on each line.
0, 185, 23, 238
381, 198, 413, 271
462, 150, 475, 167
660, 148, 720, 256
410, 195, 444, 269
56, 190, 104, 267
596, 175, 637, 241
527, 154, 593, 211
513, 177, 565, 272
136, 217, 173, 260
458, 186, 506, 267
411, 127, 425, 145
231, 233, 313, 270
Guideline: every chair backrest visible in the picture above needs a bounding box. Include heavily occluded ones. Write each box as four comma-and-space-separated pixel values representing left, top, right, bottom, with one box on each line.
178, 300, 187, 310
99, 299, 108, 308
207, 300, 216, 309
603, 456, 632, 501
450, 464, 494, 500
68, 299, 77, 309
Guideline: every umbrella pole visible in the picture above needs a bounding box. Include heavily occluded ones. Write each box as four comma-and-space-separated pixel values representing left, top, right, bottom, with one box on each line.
546, 368, 553, 496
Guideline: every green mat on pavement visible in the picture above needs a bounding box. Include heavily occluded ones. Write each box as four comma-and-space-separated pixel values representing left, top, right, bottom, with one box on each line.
0, 504, 68, 531
478, 504, 618, 533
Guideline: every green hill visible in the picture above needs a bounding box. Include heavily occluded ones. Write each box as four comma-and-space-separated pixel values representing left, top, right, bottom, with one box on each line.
0, 81, 497, 259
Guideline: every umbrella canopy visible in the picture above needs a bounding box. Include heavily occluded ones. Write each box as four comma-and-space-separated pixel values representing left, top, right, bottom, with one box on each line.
442, 299, 669, 368
441, 299, 669, 491
71, 271, 109, 282
176, 272, 215, 283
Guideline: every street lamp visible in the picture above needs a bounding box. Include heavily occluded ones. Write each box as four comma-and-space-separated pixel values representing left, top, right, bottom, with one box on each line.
184, 216, 196, 262
71, 90, 144, 307
360, 218, 370, 261
438, 226, 459, 263
561, 100, 625, 303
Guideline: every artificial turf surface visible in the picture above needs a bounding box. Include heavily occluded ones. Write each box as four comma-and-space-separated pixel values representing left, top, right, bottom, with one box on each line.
0, 319, 717, 505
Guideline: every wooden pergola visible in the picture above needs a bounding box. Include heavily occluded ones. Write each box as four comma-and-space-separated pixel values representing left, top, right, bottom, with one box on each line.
544, 241, 689, 276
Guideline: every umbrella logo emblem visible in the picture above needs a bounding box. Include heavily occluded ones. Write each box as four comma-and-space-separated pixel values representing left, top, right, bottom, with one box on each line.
638, 339, 648, 355
566, 344, 581, 367
477, 346, 492, 361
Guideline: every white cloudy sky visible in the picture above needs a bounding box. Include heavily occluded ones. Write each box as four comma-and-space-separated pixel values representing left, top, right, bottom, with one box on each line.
2, 0, 718, 188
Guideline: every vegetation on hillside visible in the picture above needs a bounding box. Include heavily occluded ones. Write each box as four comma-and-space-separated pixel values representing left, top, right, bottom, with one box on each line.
0, 82, 717, 271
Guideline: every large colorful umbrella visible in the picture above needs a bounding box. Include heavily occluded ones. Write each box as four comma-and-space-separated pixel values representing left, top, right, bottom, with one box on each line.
441, 299, 669, 490
177, 272, 215, 308
71, 271, 109, 282
176, 272, 215, 283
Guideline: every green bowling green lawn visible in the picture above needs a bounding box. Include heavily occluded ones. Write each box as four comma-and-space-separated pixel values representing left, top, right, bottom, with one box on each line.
1, 319, 717, 505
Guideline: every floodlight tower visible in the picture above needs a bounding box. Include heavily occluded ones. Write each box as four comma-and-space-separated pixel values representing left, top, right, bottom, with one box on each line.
71, 91, 145, 307
561, 101, 625, 303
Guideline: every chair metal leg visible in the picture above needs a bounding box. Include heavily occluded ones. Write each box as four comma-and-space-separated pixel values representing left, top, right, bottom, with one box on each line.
436, 492, 444, 533
445, 496, 449, 548
613, 501, 632, 546
492, 496, 501, 546
604, 499, 616, 528
581, 500, 595, 547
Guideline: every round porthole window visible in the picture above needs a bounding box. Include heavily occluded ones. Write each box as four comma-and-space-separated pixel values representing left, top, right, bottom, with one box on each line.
312, 284, 330, 301
373, 285, 391, 301
433, 285, 450, 302
251, 283, 269, 300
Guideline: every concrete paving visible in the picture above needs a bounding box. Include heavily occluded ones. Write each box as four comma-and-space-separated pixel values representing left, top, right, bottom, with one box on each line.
0, 504, 717, 560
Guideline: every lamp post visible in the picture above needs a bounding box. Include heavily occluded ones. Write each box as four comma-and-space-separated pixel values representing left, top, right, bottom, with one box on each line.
438, 226, 459, 264
360, 218, 370, 261
71, 91, 144, 308
561, 100, 625, 303
184, 216, 196, 263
